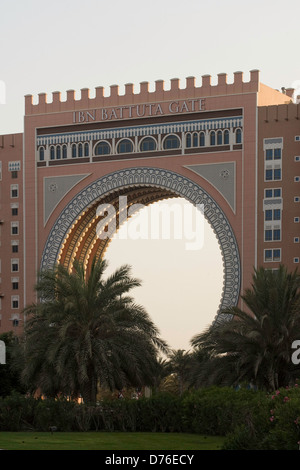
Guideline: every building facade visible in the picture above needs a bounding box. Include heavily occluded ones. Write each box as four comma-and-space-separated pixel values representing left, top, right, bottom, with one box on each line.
0, 70, 299, 334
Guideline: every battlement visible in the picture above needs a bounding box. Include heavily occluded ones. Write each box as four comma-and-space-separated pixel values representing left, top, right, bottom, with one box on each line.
24, 70, 262, 116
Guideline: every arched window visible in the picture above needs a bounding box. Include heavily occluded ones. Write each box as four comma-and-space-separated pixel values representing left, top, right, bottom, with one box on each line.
78, 143, 83, 158
118, 139, 134, 154
199, 132, 205, 147
62, 145, 67, 159
72, 144, 77, 158
50, 146, 55, 160
140, 137, 157, 152
95, 141, 111, 155
193, 133, 198, 147
186, 133, 192, 148
210, 131, 216, 146
84, 143, 89, 157
163, 134, 180, 150
39, 147, 44, 161
224, 130, 229, 145
56, 146, 61, 159
217, 131, 223, 145
235, 128, 242, 144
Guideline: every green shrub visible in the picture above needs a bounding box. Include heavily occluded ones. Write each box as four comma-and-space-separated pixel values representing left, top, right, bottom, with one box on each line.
1, 385, 300, 449
261, 385, 300, 450
182, 386, 269, 439
33, 398, 77, 431
0, 393, 37, 431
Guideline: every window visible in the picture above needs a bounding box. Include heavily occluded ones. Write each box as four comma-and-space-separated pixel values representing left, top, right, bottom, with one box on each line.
56, 146, 61, 159
39, 147, 45, 161
295, 197, 300, 203
12, 282, 18, 290
12, 297, 19, 309
266, 169, 281, 181
140, 137, 157, 152
273, 249, 281, 261
264, 209, 281, 221
274, 169, 281, 180
12, 319, 19, 328
294, 237, 300, 243
210, 131, 216, 146
193, 133, 198, 147
274, 188, 281, 197
274, 148, 281, 159
118, 139, 134, 153
11, 260, 19, 272
50, 146, 55, 160
265, 170, 273, 181
274, 209, 281, 220
78, 143, 83, 158
294, 258, 300, 264
163, 135, 180, 150
224, 130, 229, 145
264, 229, 281, 242
11, 185, 18, 198
62, 145, 67, 159
186, 133, 191, 148
264, 188, 281, 198
11, 222, 19, 235
295, 177, 300, 182
11, 208, 18, 216
199, 132, 205, 146
265, 210, 272, 221
95, 141, 111, 155
294, 217, 300, 223
12, 245, 18, 253
265, 148, 281, 160
265, 230, 272, 241
235, 128, 242, 144
72, 144, 77, 158
264, 250, 272, 261
295, 156, 300, 162
84, 143, 89, 157
217, 131, 222, 145
265, 189, 272, 198
264, 249, 281, 262
11, 171, 18, 178
273, 229, 281, 241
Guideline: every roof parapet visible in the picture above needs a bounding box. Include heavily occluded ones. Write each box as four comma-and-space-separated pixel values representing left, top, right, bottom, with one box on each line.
24, 70, 261, 115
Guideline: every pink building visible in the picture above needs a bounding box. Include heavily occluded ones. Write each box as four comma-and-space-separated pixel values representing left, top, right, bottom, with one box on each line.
0, 70, 298, 333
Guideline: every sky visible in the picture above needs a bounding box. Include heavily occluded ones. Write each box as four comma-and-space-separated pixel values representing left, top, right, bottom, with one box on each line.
0, 0, 299, 351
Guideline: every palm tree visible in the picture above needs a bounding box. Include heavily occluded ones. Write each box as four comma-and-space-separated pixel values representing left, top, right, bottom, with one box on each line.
166, 349, 192, 395
21, 258, 169, 402
190, 265, 300, 391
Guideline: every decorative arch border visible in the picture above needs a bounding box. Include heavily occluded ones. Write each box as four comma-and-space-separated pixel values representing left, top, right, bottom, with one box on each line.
41, 167, 241, 322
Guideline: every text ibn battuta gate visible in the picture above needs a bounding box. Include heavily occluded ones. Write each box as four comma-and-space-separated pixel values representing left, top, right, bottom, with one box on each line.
16, 70, 295, 330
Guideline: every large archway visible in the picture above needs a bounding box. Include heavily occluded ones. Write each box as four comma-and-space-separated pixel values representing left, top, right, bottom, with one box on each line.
41, 167, 241, 322
104, 196, 224, 349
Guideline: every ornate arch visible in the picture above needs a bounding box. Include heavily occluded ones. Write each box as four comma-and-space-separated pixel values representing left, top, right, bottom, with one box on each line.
41, 167, 241, 321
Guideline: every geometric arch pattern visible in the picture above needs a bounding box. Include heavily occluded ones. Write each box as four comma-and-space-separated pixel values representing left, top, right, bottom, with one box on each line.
41, 167, 241, 322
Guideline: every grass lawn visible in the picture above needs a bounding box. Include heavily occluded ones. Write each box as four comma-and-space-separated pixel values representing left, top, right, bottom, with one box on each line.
0, 432, 224, 450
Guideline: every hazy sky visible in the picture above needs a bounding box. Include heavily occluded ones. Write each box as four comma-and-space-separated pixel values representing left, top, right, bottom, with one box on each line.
1, 0, 299, 350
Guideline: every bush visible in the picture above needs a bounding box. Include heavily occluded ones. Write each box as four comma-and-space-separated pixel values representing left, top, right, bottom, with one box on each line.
0, 393, 37, 431
182, 386, 269, 438
33, 398, 77, 432
261, 385, 300, 450
1, 385, 300, 450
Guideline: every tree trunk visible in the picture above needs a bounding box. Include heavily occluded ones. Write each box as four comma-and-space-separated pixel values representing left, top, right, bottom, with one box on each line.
81, 375, 98, 403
